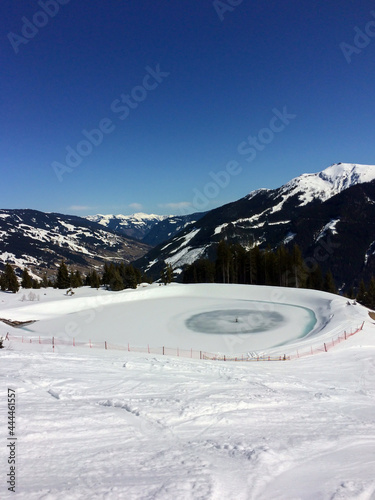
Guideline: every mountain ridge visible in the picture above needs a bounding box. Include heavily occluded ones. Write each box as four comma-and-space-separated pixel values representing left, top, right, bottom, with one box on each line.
85, 211, 207, 245
134, 163, 375, 290
1, 163, 375, 290
0, 209, 150, 278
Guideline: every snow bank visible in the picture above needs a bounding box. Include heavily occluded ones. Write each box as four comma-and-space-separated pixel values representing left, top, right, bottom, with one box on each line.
0, 284, 368, 356
1, 284, 374, 499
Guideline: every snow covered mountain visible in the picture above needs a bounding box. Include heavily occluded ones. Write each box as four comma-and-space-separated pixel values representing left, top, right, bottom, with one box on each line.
86, 213, 168, 240
270, 162, 375, 210
86, 211, 206, 245
136, 163, 375, 289
0, 209, 150, 278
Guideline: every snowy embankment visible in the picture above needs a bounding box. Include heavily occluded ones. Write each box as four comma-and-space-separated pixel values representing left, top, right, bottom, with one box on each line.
0, 283, 368, 357
1, 284, 375, 499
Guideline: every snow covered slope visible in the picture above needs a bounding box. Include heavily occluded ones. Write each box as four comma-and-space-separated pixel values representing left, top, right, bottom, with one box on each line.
86, 212, 168, 240
273, 162, 375, 209
1, 283, 363, 355
0, 284, 374, 499
137, 163, 375, 287
0, 209, 150, 278
86, 212, 207, 245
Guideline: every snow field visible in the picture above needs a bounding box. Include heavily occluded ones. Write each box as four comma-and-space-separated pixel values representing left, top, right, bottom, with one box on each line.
1, 284, 375, 499
0, 283, 367, 357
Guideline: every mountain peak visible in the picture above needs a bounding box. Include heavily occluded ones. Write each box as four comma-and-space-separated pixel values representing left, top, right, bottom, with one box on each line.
277, 162, 375, 208
318, 162, 375, 187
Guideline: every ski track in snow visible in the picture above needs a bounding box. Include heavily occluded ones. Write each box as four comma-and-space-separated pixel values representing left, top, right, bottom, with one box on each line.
1, 284, 375, 499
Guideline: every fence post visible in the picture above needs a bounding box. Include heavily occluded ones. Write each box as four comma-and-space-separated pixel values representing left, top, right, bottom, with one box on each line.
200, 351, 202, 360
148, 344, 150, 354
89, 339, 92, 348
324, 343, 327, 352
73, 337, 75, 346
105, 341, 107, 350
163, 346, 165, 355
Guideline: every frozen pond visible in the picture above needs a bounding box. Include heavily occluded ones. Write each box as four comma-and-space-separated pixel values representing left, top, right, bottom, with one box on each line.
3, 284, 325, 354
186, 309, 286, 334
181, 299, 318, 351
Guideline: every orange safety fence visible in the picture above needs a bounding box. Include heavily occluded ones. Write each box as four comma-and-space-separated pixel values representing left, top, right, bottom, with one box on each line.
2, 321, 365, 362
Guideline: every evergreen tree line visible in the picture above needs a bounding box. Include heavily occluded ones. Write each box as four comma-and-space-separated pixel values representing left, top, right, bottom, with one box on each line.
0, 263, 21, 293
183, 240, 337, 293
101, 262, 144, 291
56, 261, 146, 291
355, 277, 375, 310
0, 260, 146, 293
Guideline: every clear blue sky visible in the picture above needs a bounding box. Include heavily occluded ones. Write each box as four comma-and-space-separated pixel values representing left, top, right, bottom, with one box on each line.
1, 1, 375, 216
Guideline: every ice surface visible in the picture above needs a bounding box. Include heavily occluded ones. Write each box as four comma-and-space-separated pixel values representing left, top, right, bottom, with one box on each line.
0, 284, 374, 499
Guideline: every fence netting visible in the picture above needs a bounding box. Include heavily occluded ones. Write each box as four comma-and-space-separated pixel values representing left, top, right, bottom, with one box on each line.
3, 322, 365, 362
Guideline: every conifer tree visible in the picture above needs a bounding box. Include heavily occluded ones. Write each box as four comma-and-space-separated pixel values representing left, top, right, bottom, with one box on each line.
56, 261, 70, 289
248, 246, 258, 285
323, 270, 336, 294
21, 268, 33, 289
183, 259, 215, 283
357, 279, 367, 304
306, 265, 324, 291
166, 264, 173, 285
70, 270, 83, 288
123, 265, 138, 289
90, 270, 101, 289
102, 263, 116, 287
134, 267, 142, 285
0, 272, 5, 292
109, 269, 124, 291
41, 273, 49, 288
265, 247, 278, 286
216, 240, 232, 283
32, 279, 41, 289
276, 245, 289, 287
292, 244, 306, 288
366, 277, 375, 310
3, 263, 19, 293
346, 286, 355, 300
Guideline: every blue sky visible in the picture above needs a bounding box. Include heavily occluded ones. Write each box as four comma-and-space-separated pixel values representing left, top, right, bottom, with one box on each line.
1, 1, 375, 217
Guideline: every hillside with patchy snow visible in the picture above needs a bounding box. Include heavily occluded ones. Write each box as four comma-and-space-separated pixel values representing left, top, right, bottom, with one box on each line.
86, 212, 168, 240
86, 212, 207, 246
136, 163, 375, 289
0, 209, 150, 278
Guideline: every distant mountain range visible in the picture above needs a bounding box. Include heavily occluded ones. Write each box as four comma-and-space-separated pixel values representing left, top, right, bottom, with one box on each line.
134, 163, 375, 290
85, 212, 206, 245
1, 163, 375, 291
0, 210, 150, 279
85, 213, 167, 241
